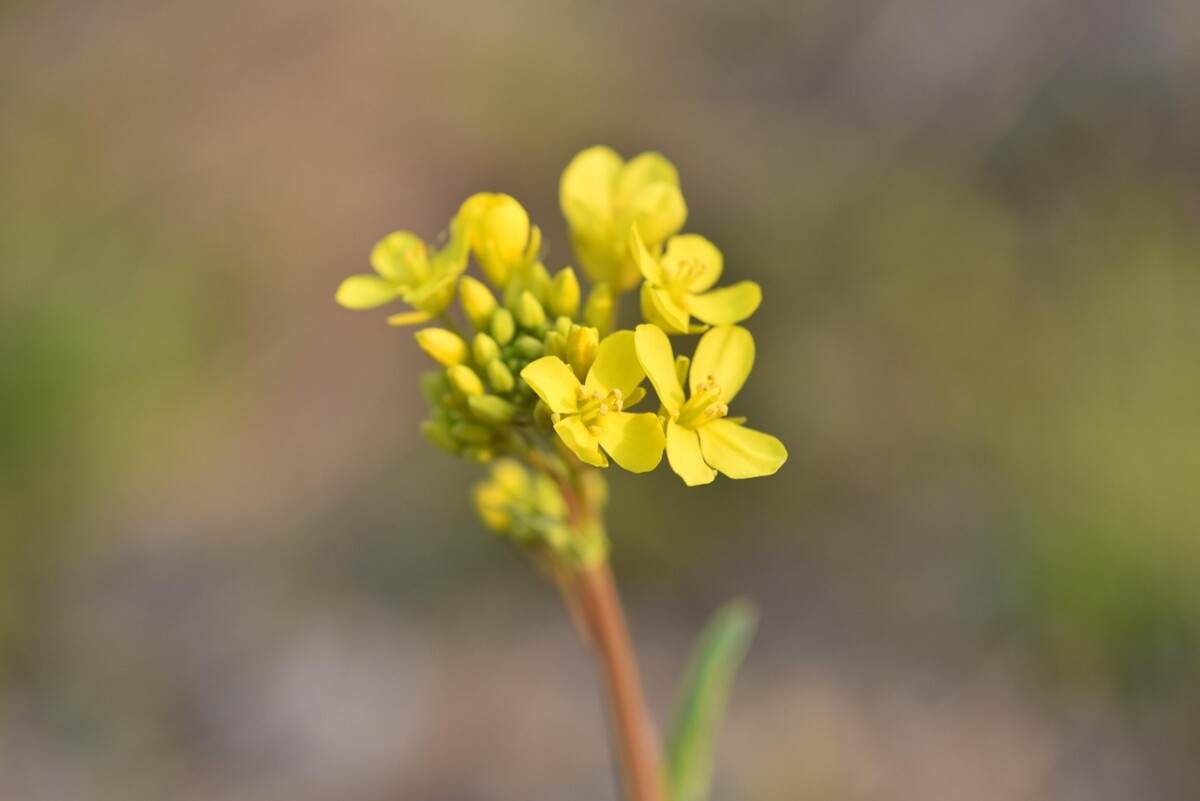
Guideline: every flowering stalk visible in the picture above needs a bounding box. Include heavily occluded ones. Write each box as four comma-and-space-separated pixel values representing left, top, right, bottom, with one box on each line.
336, 146, 786, 801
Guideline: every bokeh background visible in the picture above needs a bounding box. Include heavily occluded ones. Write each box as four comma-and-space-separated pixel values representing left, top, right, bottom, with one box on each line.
3, 0, 1199, 799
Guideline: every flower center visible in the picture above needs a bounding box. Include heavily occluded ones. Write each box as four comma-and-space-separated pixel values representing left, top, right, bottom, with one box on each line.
663, 258, 709, 304
673, 375, 729, 429
576, 386, 625, 433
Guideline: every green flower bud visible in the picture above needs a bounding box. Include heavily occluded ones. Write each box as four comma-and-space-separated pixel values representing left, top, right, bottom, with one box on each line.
472, 332, 501, 367
451, 421, 495, 445
528, 262, 553, 300
447, 364, 485, 397
544, 330, 567, 361
414, 327, 469, 367
514, 290, 547, 331
567, 325, 600, 382
514, 334, 544, 360
490, 308, 516, 345
584, 281, 615, 333
467, 394, 517, 426
459, 275, 498, 329
548, 267, 581, 319
555, 315, 573, 339
421, 419, 460, 454
463, 445, 494, 464
486, 359, 515, 393
419, 370, 450, 406
533, 399, 555, 429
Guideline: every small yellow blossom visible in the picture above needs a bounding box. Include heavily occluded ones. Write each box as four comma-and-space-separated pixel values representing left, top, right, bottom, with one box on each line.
521, 331, 665, 472
634, 324, 786, 486
335, 220, 469, 325
559, 146, 687, 292
632, 229, 762, 335
458, 192, 542, 288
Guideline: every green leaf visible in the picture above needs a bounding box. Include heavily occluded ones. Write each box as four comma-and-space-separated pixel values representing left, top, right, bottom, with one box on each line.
664, 599, 758, 801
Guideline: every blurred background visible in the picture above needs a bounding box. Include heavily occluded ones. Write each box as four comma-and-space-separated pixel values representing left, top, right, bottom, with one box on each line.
2, 0, 1199, 798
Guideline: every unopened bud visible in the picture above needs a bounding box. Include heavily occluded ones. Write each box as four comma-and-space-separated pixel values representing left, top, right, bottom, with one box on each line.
486, 360, 515, 393
549, 267, 581, 319
514, 334, 544, 360
447, 364, 485, 397
532, 399, 555, 429
451, 421, 495, 445
467, 394, 517, 426
459, 275, 498, 329
567, 325, 600, 381
490, 308, 516, 345
472, 332, 501, 367
421, 419, 460, 455
415, 327, 468, 367
543, 330, 567, 360
527, 261, 553, 301
584, 281, 615, 334
514, 290, 547, 330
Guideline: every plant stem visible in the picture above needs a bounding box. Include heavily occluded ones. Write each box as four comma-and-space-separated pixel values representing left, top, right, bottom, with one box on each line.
565, 560, 663, 801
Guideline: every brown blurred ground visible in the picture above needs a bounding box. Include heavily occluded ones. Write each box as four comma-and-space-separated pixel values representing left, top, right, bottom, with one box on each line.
2, 0, 1199, 799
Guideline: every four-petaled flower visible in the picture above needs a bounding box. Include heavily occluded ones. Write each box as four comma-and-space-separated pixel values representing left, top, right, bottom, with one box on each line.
336, 222, 469, 325
635, 324, 787, 486
559, 146, 688, 293
521, 331, 665, 472
632, 228, 762, 335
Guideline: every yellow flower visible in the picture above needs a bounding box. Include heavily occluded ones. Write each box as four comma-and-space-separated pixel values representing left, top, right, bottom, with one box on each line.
335, 221, 469, 325
521, 330, 665, 472
458, 192, 542, 288
634, 324, 786, 486
632, 228, 762, 334
559, 146, 687, 292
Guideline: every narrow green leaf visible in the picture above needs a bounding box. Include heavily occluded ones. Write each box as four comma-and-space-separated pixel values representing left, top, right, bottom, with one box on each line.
665, 599, 758, 801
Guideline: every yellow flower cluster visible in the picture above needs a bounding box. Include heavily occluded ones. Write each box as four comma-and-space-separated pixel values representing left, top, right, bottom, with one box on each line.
336, 146, 786, 492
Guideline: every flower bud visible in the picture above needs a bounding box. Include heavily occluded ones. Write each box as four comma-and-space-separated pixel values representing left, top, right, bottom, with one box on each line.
414, 327, 468, 367
514, 290, 547, 331
490, 308, 516, 345
567, 325, 599, 381
451, 421, 495, 445
514, 334, 544, 360
555, 315, 573, 339
584, 281, 615, 333
533, 399, 555, 429
468, 394, 517, 426
472, 332, 501, 367
420, 419, 460, 455
527, 262, 553, 302
543, 330, 567, 361
486, 360, 515, 393
447, 364, 485, 397
548, 267, 581, 319
459, 275, 498, 329
419, 370, 450, 406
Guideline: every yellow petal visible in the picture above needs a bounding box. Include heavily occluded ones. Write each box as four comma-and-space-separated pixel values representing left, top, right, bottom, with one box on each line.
662, 234, 723, 291
690, 325, 754, 404
370, 232, 429, 286
614, 152, 679, 208
554, 416, 608, 468
634, 324, 684, 412
696, 418, 787, 479
667, 419, 716, 486
560, 145, 622, 233
520, 357, 582, 414
687, 281, 762, 326
616, 182, 687, 247
630, 226, 664, 285
585, 330, 645, 398
336, 275, 400, 309
597, 412, 665, 473
642, 284, 690, 334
